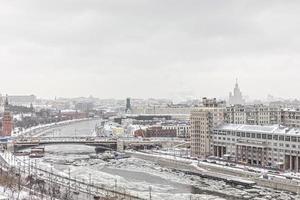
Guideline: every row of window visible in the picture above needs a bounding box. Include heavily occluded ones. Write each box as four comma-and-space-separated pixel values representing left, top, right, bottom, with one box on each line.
214, 130, 300, 142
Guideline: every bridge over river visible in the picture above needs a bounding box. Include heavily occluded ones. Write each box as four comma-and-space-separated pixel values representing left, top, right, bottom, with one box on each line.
11, 136, 185, 152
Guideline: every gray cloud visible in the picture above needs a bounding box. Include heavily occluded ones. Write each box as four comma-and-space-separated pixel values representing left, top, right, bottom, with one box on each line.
0, 0, 300, 99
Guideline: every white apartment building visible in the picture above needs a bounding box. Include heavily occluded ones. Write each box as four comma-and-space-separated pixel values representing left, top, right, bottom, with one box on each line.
225, 105, 281, 125
225, 105, 300, 129
281, 108, 300, 128
131, 106, 192, 115
213, 124, 300, 171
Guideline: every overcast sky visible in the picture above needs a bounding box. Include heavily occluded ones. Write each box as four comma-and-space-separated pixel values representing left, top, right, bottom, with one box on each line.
0, 0, 300, 100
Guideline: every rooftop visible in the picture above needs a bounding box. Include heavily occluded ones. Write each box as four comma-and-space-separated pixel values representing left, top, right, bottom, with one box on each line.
215, 124, 300, 135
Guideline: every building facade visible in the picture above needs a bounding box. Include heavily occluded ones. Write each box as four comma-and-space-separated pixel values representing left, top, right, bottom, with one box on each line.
162, 123, 190, 138
190, 98, 225, 158
213, 124, 300, 171
145, 126, 177, 137
281, 108, 300, 128
225, 104, 282, 125
224, 105, 300, 128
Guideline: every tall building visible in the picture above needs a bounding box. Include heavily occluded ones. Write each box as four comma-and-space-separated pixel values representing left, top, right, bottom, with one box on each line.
190, 98, 225, 158
125, 98, 131, 113
1, 96, 13, 136
228, 79, 245, 105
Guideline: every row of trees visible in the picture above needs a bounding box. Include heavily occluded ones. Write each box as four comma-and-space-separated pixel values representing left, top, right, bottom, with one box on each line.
0, 167, 74, 200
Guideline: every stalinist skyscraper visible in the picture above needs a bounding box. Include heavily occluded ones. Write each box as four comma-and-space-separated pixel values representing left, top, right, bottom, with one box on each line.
228, 79, 245, 105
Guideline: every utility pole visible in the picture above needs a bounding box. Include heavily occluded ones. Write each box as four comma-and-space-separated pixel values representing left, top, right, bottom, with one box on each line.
50, 166, 53, 200
23, 156, 26, 174
35, 159, 37, 176
114, 179, 117, 197
18, 166, 21, 191
68, 168, 71, 195
89, 173, 92, 199
28, 158, 31, 176
149, 186, 152, 200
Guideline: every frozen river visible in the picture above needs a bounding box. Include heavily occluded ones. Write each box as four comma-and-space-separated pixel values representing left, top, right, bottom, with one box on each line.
31, 119, 298, 200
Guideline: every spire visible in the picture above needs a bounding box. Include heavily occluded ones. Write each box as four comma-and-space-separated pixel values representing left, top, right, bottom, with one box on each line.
4, 94, 9, 111
5, 94, 8, 106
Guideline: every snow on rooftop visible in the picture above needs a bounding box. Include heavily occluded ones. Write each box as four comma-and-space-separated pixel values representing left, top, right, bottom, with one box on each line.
215, 123, 300, 135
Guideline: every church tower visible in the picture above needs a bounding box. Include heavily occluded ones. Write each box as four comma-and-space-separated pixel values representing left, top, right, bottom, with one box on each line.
2, 95, 13, 136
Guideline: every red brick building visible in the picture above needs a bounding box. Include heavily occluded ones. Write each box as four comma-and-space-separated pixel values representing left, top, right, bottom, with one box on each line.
134, 129, 146, 137
145, 126, 176, 137
1, 96, 13, 137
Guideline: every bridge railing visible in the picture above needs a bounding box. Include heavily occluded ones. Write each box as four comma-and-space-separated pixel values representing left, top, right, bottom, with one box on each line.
14, 137, 117, 144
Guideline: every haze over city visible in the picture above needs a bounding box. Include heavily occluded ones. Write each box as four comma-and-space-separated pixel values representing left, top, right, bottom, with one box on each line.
1, 0, 300, 100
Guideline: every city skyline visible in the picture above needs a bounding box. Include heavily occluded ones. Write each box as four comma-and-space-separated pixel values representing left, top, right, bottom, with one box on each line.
1, 1, 300, 99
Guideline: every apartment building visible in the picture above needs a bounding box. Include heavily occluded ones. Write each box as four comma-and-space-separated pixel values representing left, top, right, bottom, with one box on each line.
190, 98, 225, 158
225, 105, 300, 128
162, 123, 190, 138
213, 124, 300, 171
281, 108, 300, 128
225, 104, 281, 125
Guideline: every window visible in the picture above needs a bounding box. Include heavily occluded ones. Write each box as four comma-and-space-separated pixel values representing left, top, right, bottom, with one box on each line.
251, 133, 255, 138
257, 133, 261, 139
273, 135, 278, 140
262, 134, 266, 139
246, 133, 250, 138
279, 135, 284, 141
241, 132, 245, 137
285, 136, 290, 142
267, 135, 272, 140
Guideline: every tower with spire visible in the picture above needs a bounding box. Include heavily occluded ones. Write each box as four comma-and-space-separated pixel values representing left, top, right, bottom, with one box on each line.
1, 95, 13, 137
228, 79, 245, 105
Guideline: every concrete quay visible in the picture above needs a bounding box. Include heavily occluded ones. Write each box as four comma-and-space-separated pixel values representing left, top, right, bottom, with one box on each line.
126, 151, 255, 187
127, 151, 300, 194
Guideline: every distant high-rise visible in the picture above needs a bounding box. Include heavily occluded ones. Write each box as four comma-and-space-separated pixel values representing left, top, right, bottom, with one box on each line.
125, 98, 131, 113
228, 79, 245, 105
